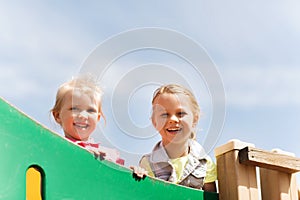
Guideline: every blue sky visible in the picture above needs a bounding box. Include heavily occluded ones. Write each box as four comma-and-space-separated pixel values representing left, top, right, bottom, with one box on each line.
1, 0, 300, 183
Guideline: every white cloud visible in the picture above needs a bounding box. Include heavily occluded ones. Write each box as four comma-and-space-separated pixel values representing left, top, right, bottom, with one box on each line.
0, 1, 98, 67
222, 66, 300, 107
0, 1, 98, 102
0, 66, 39, 98
282, 1, 300, 32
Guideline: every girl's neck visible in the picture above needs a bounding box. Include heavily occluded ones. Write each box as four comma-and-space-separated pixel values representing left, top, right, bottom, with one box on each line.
162, 140, 189, 159
65, 135, 89, 142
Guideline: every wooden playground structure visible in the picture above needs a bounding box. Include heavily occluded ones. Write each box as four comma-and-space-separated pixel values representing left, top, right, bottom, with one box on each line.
0, 96, 300, 200
215, 140, 300, 200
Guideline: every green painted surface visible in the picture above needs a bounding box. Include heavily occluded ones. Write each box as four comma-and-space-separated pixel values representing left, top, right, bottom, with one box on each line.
0, 97, 218, 200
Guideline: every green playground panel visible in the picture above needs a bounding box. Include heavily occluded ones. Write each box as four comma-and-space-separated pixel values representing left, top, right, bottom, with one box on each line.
0, 97, 218, 200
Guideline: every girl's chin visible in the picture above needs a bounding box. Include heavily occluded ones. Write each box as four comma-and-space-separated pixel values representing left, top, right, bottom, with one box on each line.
166, 130, 182, 135
166, 135, 190, 143
74, 128, 91, 135
72, 132, 91, 140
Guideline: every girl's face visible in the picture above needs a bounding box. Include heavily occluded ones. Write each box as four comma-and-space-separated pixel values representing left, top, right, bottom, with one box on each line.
54, 90, 101, 141
151, 93, 197, 146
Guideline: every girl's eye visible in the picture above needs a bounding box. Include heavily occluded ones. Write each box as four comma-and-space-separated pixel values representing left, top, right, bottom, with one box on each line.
70, 107, 79, 111
87, 108, 97, 113
177, 112, 187, 117
160, 113, 168, 118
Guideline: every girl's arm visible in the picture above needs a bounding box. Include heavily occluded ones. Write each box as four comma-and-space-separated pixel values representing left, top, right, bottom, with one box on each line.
203, 182, 217, 192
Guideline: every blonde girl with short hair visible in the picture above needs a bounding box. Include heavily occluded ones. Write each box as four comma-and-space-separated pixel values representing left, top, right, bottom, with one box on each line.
51, 76, 124, 165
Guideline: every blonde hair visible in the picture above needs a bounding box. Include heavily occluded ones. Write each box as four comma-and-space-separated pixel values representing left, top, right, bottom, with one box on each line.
152, 84, 200, 139
51, 75, 105, 122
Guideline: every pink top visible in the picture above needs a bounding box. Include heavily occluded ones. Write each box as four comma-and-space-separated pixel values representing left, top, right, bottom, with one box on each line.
66, 137, 125, 165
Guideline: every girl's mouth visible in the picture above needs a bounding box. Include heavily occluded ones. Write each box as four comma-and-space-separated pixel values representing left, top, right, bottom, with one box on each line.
166, 127, 182, 134
74, 122, 89, 129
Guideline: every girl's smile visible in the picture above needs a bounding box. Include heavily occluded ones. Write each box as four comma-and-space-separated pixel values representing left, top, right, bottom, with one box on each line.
152, 93, 197, 146
55, 90, 101, 141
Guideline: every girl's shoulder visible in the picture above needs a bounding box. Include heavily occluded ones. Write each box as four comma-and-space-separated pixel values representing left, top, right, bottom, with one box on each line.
189, 139, 207, 159
139, 155, 155, 177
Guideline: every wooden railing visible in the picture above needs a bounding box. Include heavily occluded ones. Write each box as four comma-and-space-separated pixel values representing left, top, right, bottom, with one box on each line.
215, 140, 300, 200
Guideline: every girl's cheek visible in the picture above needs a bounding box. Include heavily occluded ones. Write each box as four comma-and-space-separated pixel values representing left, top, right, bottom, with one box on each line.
90, 113, 99, 118
157, 121, 166, 131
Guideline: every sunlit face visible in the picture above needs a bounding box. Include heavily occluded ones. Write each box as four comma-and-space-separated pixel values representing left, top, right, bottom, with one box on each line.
151, 93, 197, 146
54, 90, 101, 141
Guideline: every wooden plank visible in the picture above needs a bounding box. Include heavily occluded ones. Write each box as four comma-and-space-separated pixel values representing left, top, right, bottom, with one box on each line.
239, 146, 300, 173
216, 148, 258, 200
217, 150, 240, 200
260, 168, 299, 200
214, 139, 254, 157
290, 173, 299, 200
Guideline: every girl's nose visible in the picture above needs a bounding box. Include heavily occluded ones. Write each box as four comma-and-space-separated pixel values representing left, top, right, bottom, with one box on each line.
78, 110, 89, 118
169, 114, 179, 122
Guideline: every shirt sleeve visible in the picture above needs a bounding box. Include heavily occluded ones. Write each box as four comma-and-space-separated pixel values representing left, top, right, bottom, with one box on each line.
139, 156, 155, 177
204, 156, 217, 183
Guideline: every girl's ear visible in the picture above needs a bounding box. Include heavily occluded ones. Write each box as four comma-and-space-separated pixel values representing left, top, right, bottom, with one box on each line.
97, 113, 101, 121
192, 114, 199, 128
52, 111, 61, 124
151, 115, 157, 129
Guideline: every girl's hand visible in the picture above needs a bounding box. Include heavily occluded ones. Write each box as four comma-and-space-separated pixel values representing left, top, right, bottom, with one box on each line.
85, 145, 124, 165
98, 146, 119, 161
130, 166, 148, 181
